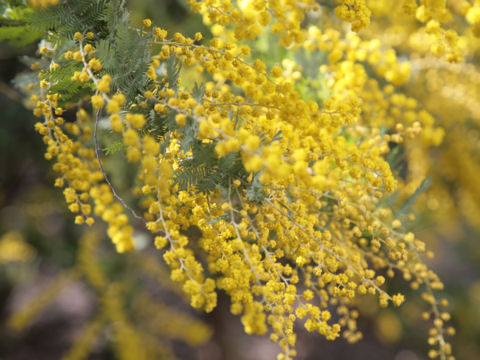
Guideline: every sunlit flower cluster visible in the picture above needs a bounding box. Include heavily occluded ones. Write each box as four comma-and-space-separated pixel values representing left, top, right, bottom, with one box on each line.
18, 1, 469, 359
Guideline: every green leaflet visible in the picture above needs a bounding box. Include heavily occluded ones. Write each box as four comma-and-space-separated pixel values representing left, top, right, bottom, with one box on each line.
103, 140, 127, 156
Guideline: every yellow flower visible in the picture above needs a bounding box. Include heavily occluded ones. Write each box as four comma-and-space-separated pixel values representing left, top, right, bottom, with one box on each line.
143, 18, 152, 28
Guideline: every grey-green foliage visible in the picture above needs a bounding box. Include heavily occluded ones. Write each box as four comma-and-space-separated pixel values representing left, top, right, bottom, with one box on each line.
96, 14, 151, 101
246, 173, 266, 203
30, 0, 109, 39
17, 0, 152, 107
173, 142, 248, 194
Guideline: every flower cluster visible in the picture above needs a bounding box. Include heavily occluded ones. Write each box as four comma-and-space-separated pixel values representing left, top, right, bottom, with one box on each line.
18, 1, 461, 359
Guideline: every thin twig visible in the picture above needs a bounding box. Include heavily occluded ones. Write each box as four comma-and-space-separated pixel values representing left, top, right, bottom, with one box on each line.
93, 109, 147, 224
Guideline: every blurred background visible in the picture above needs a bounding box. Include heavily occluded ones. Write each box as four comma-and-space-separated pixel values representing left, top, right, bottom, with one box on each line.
1, 0, 480, 359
